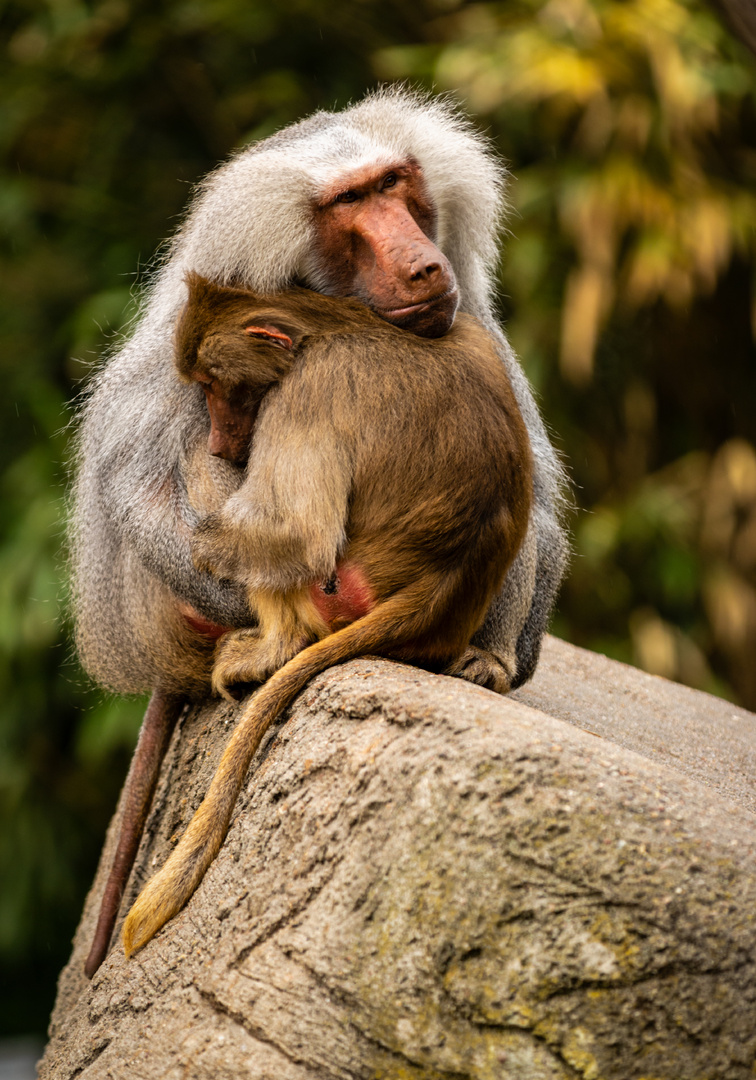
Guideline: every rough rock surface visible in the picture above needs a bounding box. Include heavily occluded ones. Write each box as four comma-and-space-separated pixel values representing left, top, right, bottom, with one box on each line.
515, 637, 756, 813
41, 638, 756, 1079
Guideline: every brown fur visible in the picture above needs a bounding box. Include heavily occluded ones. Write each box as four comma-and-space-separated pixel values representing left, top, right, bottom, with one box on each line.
121, 278, 533, 957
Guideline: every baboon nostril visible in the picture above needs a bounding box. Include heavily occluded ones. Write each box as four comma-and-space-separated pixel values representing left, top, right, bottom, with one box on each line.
410, 261, 440, 282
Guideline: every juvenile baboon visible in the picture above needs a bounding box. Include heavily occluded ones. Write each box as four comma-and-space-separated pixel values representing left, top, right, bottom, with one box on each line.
73, 87, 569, 975
120, 277, 533, 955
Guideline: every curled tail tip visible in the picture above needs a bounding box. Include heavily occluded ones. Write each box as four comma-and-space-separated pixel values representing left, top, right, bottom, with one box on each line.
122, 887, 175, 959
122, 930, 136, 960
121, 901, 152, 959
122, 911, 165, 960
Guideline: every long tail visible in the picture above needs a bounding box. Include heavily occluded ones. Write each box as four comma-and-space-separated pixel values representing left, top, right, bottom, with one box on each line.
85, 691, 186, 977
121, 582, 452, 957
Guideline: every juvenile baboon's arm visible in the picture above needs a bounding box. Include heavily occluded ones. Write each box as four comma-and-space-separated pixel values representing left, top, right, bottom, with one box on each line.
192, 424, 353, 596
121, 460, 253, 625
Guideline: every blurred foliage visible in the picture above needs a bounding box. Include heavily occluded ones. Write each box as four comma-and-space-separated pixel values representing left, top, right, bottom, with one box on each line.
0, 0, 754, 1042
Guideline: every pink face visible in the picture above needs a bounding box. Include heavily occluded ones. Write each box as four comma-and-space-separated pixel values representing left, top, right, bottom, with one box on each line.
312, 159, 459, 338
195, 379, 256, 463
195, 323, 294, 464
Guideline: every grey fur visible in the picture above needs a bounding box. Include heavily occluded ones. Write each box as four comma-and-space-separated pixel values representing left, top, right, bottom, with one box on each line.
70, 86, 569, 696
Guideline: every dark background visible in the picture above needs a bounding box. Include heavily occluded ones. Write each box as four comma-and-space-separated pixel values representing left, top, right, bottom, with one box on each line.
1, 0, 755, 1041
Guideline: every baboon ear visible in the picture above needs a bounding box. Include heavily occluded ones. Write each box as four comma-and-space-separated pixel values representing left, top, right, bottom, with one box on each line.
244, 324, 294, 350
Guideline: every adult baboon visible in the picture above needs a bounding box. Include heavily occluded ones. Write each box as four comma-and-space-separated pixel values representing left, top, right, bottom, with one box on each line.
73, 87, 569, 975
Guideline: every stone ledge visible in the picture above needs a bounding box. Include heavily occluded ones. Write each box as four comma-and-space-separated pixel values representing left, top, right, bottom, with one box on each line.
515, 636, 756, 813
41, 642, 756, 1079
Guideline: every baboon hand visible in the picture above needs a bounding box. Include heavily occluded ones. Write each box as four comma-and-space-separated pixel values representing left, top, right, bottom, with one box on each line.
191, 512, 243, 580
445, 646, 512, 695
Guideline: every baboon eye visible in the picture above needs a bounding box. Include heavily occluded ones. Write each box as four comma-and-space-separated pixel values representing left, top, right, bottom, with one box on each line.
336, 190, 359, 204
382, 172, 397, 190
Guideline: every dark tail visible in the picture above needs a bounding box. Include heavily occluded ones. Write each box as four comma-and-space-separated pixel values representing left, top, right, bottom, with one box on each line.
122, 580, 457, 956
86, 691, 186, 976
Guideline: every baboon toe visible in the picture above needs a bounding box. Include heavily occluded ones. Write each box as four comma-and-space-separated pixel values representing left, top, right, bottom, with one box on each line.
446, 646, 512, 695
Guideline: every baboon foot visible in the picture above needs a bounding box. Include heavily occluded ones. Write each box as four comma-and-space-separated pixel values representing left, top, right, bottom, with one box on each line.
445, 646, 512, 695
212, 628, 308, 698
